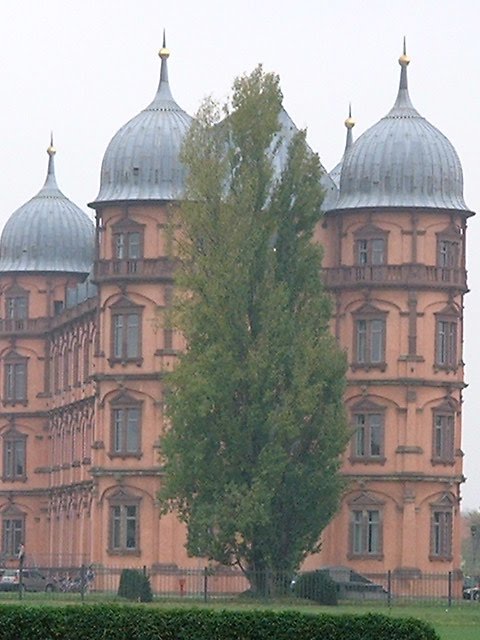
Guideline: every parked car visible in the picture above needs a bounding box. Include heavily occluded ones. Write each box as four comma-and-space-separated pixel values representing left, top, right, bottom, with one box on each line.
463, 576, 480, 600
0, 568, 56, 592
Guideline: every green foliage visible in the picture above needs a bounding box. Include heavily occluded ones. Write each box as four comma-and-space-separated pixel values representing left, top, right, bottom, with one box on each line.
117, 569, 153, 602
293, 570, 338, 605
160, 65, 349, 587
0, 605, 439, 640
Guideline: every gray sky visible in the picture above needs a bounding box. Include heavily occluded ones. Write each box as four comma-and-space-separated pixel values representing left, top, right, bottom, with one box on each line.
1, 0, 479, 509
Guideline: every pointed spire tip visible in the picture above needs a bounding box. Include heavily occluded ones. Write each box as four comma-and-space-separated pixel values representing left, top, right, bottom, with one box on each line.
344, 103, 355, 129
399, 36, 410, 67
159, 29, 170, 59
47, 131, 56, 157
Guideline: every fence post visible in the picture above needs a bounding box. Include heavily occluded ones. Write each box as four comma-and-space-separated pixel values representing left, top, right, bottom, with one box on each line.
80, 564, 86, 604
203, 566, 208, 603
448, 571, 452, 608
387, 569, 392, 607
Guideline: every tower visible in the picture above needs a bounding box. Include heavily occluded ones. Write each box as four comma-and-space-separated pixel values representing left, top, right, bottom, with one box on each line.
316, 45, 473, 580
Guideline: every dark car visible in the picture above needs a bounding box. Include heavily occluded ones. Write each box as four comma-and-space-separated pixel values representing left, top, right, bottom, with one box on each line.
0, 568, 56, 592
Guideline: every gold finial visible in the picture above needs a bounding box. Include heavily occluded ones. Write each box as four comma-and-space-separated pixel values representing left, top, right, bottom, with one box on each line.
344, 103, 355, 129
399, 36, 410, 66
47, 132, 56, 156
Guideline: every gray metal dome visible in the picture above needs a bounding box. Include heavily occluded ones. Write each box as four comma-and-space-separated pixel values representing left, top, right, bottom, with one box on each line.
0, 145, 94, 273
332, 53, 470, 212
91, 45, 192, 205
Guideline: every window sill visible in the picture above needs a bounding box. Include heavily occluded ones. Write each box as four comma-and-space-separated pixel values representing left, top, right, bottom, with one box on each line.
108, 549, 141, 556
349, 457, 386, 465
347, 553, 384, 561
108, 452, 143, 460
431, 458, 455, 466
429, 555, 453, 562
351, 363, 387, 372
1, 475, 27, 482
108, 358, 144, 368
2, 400, 28, 407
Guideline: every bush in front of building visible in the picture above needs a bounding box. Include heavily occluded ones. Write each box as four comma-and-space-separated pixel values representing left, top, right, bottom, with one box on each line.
0, 605, 439, 640
117, 568, 153, 602
292, 570, 338, 604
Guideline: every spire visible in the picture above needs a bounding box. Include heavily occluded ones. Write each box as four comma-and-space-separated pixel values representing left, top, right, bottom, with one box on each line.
44, 133, 59, 189
344, 103, 355, 152
391, 37, 415, 111
152, 29, 174, 103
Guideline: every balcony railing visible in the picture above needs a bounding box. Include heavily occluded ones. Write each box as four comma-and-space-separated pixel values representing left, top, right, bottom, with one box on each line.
323, 264, 467, 291
93, 258, 175, 282
0, 317, 50, 335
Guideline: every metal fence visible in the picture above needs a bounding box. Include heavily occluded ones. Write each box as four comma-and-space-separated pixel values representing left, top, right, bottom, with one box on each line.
0, 563, 476, 606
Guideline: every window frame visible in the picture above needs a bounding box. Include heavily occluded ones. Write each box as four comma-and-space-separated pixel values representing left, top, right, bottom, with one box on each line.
2, 428, 27, 481
3, 351, 28, 406
431, 399, 456, 464
1, 506, 25, 559
430, 496, 454, 561
352, 304, 387, 371
109, 297, 143, 366
109, 392, 142, 458
108, 489, 141, 555
348, 493, 384, 559
434, 307, 459, 371
354, 224, 388, 266
350, 399, 386, 463
4, 285, 29, 331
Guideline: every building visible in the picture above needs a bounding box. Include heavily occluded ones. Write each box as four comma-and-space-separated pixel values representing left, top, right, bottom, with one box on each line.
0, 42, 472, 582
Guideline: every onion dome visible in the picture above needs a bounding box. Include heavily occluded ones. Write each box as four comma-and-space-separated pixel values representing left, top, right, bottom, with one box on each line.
92, 36, 192, 205
0, 140, 94, 273
332, 44, 470, 212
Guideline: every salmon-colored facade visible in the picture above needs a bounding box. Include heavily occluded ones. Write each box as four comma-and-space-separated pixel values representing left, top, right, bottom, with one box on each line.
0, 45, 473, 583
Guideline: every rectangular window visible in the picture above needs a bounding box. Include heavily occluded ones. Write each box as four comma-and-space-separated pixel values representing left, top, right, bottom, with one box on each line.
354, 413, 383, 458
5, 362, 27, 403
6, 297, 28, 330
438, 240, 459, 268
356, 238, 385, 265
3, 437, 26, 480
112, 312, 141, 361
356, 318, 385, 365
2, 518, 23, 557
351, 509, 381, 555
109, 504, 138, 552
431, 510, 452, 558
436, 320, 457, 368
433, 413, 454, 462
112, 407, 140, 455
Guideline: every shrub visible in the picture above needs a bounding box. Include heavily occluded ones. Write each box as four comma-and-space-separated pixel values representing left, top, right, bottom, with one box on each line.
117, 568, 153, 602
0, 606, 440, 640
292, 570, 338, 605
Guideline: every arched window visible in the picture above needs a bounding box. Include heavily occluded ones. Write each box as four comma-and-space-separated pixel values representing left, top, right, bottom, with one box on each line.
354, 224, 388, 266
434, 304, 459, 370
4, 284, 29, 331
432, 398, 457, 464
430, 494, 455, 560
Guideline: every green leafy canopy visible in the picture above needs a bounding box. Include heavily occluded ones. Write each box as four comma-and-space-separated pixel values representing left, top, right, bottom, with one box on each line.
160, 65, 349, 582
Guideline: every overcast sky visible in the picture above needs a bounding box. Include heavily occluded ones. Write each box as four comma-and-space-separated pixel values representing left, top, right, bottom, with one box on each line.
1, 0, 479, 509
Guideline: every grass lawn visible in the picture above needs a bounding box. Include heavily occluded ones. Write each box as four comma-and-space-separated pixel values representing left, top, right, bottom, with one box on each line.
1, 593, 479, 640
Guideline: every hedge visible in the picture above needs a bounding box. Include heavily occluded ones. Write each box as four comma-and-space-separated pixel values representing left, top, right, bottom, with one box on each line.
0, 605, 439, 640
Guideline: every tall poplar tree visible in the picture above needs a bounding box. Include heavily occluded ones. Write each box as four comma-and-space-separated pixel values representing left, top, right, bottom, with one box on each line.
160, 66, 349, 592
